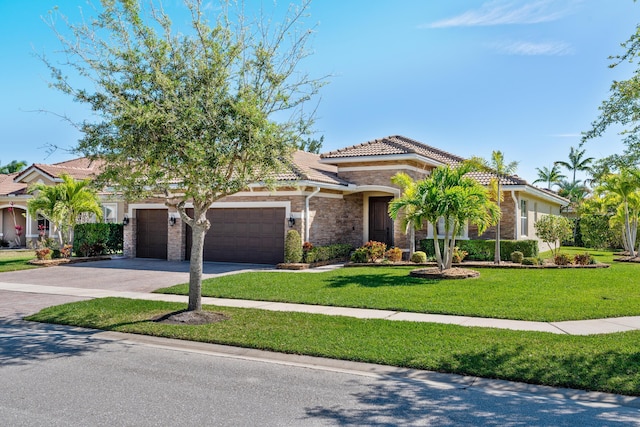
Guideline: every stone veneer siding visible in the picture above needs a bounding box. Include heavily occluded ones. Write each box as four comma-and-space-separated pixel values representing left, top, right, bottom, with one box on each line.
468, 196, 516, 240
308, 193, 363, 247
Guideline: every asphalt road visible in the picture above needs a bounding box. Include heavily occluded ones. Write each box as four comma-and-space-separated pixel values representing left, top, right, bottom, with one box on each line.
2, 319, 640, 426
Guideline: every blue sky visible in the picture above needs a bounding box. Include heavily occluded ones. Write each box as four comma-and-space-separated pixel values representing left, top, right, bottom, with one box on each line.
0, 0, 637, 183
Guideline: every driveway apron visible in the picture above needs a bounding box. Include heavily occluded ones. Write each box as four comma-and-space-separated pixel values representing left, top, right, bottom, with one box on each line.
0, 258, 273, 318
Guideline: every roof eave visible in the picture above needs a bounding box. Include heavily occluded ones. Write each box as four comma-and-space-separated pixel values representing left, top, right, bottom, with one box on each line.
319, 153, 445, 167
506, 185, 570, 206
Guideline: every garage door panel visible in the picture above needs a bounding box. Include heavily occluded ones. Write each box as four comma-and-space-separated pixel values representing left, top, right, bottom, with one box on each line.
185, 207, 285, 264
136, 209, 168, 259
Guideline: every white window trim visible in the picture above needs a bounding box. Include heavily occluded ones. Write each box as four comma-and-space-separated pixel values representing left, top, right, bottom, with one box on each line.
520, 199, 529, 237
426, 219, 469, 240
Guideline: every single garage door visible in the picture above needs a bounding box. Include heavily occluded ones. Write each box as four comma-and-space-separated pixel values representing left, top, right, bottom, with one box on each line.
186, 208, 285, 264
136, 209, 168, 259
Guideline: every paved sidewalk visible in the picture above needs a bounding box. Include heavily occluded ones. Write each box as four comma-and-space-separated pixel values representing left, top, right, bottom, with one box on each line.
3, 281, 640, 335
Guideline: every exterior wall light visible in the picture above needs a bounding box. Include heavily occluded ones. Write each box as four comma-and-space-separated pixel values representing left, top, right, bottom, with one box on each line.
122, 215, 129, 226
169, 215, 177, 226
288, 216, 296, 227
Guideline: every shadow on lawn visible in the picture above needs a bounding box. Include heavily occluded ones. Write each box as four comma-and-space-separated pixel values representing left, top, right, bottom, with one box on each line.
326, 273, 436, 288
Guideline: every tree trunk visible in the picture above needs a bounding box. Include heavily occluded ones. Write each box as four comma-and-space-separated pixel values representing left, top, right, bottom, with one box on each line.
433, 235, 444, 271
186, 204, 210, 312
494, 186, 501, 264
624, 202, 635, 258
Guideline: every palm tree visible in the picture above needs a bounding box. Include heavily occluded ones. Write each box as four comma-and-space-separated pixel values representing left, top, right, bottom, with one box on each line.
0, 160, 27, 174
597, 169, 640, 257
469, 151, 518, 264
533, 164, 566, 190
555, 147, 595, 185
389, 163, 500, 271
557, 179, 590, 205
27, 174, 103, 245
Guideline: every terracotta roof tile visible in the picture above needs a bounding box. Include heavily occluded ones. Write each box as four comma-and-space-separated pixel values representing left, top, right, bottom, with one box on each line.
13, 158, 104, 183
465, 171, 528, 186
273, 150, 350, 186
0, 173, 27, 196
320, 135, 465, 165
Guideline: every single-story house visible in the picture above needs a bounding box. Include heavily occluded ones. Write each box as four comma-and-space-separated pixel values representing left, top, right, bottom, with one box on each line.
0, 135, 568, 262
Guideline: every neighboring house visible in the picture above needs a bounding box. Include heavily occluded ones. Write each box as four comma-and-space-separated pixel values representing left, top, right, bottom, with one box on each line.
0, 158, 122, 246
0, 136, 568, 262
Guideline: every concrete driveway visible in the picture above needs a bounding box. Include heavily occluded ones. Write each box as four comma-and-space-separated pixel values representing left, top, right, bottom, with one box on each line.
0, 258, 273, 319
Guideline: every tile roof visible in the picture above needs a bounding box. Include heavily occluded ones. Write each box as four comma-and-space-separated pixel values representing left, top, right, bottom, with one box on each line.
320, 135, 466, 165
465, 171, 528, 186
275, 150, 350, 186
14, 158, 104, 182
0, 173, 27, 196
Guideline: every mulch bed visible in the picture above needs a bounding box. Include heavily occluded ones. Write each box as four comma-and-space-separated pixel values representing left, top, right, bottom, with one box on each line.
28, 255, 114, 267
613, 256, 640, 263
410, 267, 480, 280
154, 310, 229, 325
344, 261, 609, 269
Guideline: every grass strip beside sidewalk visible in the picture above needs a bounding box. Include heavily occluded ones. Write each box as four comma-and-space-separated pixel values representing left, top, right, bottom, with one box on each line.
26, 297, 640, 396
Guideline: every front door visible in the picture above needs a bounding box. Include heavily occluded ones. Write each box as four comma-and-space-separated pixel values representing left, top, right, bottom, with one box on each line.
368, 196, 394, 247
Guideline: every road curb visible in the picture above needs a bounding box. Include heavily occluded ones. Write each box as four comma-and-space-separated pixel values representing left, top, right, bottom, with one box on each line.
97, 329, 640, 410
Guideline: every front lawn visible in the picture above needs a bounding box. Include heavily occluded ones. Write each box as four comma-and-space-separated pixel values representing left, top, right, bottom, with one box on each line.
0, 249, 39, 272
25, 297, 640, 396
156, 248, 640, 322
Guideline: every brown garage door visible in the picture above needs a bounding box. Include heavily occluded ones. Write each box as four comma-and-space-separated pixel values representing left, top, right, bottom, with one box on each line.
136, 209, 168, 259
186, 208, 285, 264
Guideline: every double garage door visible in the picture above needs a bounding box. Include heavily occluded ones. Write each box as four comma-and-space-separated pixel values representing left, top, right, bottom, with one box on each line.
136, 208, 285, 264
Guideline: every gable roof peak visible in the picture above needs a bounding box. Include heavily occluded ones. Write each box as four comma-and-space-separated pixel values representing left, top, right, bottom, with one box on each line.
320, 134, 465, 165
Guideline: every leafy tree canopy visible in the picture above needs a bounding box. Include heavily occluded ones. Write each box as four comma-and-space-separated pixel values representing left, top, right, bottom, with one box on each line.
0, 160, 27, 174
584, 15, 640, 167
43, 0, 326, 311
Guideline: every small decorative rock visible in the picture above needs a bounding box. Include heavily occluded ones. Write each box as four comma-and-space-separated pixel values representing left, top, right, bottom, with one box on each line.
410, 267, 480, 280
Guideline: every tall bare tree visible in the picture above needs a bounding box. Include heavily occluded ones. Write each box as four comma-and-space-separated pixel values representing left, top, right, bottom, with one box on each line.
42, 0, 325, 312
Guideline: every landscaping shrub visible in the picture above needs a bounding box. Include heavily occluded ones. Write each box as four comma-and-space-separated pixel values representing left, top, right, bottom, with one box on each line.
510, 251, 524, 264
284, 230, 303, 263
35, 247, 52, 260
452, 247, 468, 263
74, 223, 123, 256
0, 239, 9, 248
305, 243, 352, 263
574, 252, 595, 266
521, 257, 539, 266
420, 239, 538, 261
410, 251, 427, 263
350, 248, 369, 263
363, 241, 386, 261
581, 214, 617, 249
384, 247, 403, 262
554, 253, 572, 266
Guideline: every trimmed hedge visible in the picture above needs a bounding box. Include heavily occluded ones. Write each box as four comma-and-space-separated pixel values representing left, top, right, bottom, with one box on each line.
304, 243, 352, 263
74, 223, 123, 256
284, 230, 303, 263
419, 239, 538, 261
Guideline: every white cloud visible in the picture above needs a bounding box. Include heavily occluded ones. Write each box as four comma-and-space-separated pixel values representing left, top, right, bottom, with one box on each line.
425, 0, 579, 28
490, 40, 573, 56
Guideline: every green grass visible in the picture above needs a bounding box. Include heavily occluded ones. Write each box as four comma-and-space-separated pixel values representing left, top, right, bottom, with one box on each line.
25, 297, 640, 396
0, 249, 38, 272
156, 247, 639, 322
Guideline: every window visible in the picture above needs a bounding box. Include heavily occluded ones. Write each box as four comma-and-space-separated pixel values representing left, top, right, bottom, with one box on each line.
102, 204, 117, 223
534, 202, 538, 224
435, 217, 465, 238
520, 200, 528, 236
37, 215, 50, 238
